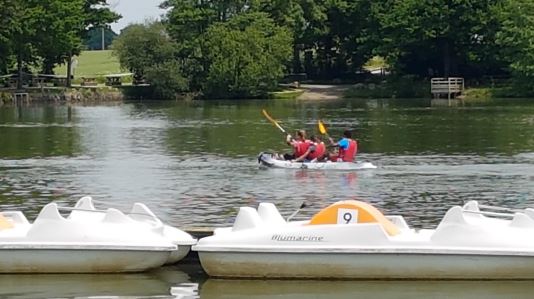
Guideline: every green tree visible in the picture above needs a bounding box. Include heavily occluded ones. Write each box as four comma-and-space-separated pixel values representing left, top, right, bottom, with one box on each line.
36, 0, 85, 75
374, 0, 504, 77
0, 0, 18, 74
1, 0, 119, 87
112, 23, 177, 79
145, 60, 189, 99
315, 0, 377, 78
495, 0, 534, 90
161, 0, 254, 89
201, 12, 292, 98
112, 22, 188, 98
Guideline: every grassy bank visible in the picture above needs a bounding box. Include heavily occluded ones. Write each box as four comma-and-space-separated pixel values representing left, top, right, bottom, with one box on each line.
54, 50, 122, 77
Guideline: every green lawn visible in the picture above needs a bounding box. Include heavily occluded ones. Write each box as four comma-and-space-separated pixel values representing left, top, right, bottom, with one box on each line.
54, 50, 122, 78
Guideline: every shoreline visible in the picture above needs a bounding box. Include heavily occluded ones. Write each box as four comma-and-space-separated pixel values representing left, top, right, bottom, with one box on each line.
0, 87, 124, 105
2, 85, 531, 104
296, 84, 351, 100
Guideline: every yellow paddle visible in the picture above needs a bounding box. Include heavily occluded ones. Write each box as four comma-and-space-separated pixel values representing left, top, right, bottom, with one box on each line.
262, 109, 287, 134
318, 120, 329, 137
318, 120, 335, 147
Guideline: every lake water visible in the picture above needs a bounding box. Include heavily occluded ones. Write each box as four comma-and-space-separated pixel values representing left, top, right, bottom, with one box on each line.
1, 98, 534, 298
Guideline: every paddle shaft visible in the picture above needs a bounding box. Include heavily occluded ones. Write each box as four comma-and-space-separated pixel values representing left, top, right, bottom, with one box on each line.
262, 109, 287, 134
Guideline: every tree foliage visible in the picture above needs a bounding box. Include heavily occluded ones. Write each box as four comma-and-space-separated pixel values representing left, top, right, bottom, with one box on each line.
374, 0, 505, 77
112, 23, 178, 79
112, 22, 189, 98
0, 0, 119, 84
201, 12, 292, 98
495, 0, 534, 81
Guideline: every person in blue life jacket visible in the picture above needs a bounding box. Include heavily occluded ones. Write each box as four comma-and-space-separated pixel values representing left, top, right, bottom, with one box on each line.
328, 129, 358, 162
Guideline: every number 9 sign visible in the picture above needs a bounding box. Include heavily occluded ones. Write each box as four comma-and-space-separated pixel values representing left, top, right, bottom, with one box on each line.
337, 208, 358, 224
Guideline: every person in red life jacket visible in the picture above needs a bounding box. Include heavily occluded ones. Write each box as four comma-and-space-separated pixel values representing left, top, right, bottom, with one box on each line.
294, 135, 326, 162
328, 129, 358, 162
283, 130, 311, 160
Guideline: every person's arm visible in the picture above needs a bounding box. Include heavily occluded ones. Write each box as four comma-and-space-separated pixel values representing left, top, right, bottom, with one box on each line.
286, 134, 293, 146
293, 147, 312, 162
328, 137, 336, 147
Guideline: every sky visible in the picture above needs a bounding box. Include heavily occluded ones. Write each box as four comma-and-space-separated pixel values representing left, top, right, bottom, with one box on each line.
109, 0, 165, 33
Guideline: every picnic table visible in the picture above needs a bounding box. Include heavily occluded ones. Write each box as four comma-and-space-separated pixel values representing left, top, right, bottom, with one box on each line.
81, 77, 98, 87
105, 73, 133, 86
105, 75, 121, 86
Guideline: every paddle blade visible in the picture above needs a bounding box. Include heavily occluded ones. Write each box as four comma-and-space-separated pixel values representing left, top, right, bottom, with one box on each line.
262, 109, 286, 134
262, 109, 274, 123
318, 120, 327, 135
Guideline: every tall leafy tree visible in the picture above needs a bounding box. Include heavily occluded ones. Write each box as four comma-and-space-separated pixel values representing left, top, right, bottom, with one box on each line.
375, 0, 504, 77
201, 12, 292, 98
1, 0, 119, 87
162, 0, 253, 52
8, 1, 44, 89
495, 0, 534, 88
161, 0, 254, 88
113, 23, 178, 79
0, 0, 18, 74
36, 0, 85, 75
253, 0, 327, 74
112, 22, 188, 98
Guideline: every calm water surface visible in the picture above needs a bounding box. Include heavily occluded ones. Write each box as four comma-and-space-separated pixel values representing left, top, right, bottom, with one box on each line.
1, 98, 534, 298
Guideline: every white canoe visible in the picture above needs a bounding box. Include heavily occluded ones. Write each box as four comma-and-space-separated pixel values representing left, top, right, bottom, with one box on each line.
258, 152, 377, 170
0, 197, 196, 273
194, 200, 534, 279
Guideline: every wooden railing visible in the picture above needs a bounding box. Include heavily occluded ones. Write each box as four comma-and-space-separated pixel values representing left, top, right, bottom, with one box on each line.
431, 77, 464, 99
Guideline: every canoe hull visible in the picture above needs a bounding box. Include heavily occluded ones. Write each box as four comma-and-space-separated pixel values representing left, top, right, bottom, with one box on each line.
199, 251, 534, 279
258, 153, 377, 170
0, 249, 170, 273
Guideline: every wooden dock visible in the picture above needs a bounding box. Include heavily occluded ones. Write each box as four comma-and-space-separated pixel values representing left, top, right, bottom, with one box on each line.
431, 77, 464, 99
12, 92, 30, 104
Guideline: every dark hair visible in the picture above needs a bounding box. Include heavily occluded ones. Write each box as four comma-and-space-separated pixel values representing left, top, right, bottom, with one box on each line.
296, 130, 306, 139
343, 129, 352, 138
310, 135, 320, 142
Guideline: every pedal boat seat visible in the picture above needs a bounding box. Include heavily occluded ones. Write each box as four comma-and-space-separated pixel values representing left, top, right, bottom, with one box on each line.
0, 214, 14, 230
308, 200, 400, 236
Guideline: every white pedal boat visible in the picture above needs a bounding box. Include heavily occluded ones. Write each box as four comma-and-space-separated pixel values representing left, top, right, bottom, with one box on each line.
0, 196, 196, 273
258, 152, 377, 170
194, 200, 534, 279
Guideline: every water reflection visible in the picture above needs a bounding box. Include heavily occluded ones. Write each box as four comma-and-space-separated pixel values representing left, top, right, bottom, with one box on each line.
200, 279, 534, 299
2, 267, 534, 299
0, 266, 194, 299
